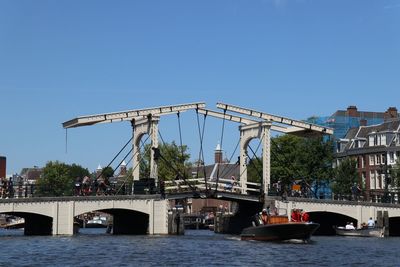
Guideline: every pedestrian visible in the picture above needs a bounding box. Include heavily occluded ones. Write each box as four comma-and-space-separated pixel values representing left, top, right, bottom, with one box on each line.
367, 217, 375, 228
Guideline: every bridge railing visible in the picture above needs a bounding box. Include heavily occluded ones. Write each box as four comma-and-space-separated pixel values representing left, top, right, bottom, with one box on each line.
163, 178, 262, 195
1, 178, 262, 199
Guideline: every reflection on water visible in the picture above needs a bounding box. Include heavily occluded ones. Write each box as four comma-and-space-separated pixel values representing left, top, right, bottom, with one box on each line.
1, 228, 399, 267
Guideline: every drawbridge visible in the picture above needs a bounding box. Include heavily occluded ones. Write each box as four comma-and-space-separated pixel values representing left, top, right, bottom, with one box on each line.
63, 102, 333, 203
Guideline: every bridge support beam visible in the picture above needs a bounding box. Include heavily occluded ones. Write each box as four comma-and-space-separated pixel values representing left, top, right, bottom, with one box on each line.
239, 122, 271, 196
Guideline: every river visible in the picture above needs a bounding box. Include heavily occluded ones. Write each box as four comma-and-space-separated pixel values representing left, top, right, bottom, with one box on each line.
0, 228, 398, 267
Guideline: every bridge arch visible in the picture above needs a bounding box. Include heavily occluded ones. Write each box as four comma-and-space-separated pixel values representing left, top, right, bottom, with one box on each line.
1, 211, 53, 235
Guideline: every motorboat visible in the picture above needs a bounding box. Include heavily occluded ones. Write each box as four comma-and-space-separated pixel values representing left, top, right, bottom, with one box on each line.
85, 216, 108, 228
334, 226, 385, 237
241, 215, 320, 242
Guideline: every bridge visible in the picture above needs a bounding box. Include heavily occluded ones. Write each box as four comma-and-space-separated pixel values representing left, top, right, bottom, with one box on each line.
7, 102, 400, 236
0, 195, 168, 235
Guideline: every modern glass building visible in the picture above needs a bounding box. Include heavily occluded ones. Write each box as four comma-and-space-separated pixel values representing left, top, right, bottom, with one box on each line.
307, 106, 398, 140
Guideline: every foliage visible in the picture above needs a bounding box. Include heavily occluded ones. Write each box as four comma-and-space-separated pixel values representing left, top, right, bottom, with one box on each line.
101, 166, 114, 178
69, 163, 90, 179
140, 141, 191, 181
331, 157, 359, 195
391, 158, 400, 189
36, 161, 89, 197
247, 135, 333, 197
270, 134, 303, 186
297, 137, 334, 195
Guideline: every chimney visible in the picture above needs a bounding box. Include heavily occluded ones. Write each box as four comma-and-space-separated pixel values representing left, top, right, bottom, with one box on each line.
214, 144, 223, 164
120, 161, 127, 176
359, 119, 367, 126
384, 107, 398, 121
347, 106, 358, 117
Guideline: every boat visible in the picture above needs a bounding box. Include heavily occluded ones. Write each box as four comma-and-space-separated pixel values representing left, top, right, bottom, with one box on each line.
334, 226, 385, 237
2, 218, 25, 230
85, 216, 109, 228
240, 215, 320, 242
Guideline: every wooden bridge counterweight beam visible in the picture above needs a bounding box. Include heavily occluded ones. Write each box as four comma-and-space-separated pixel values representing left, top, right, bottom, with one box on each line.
197, 109, 306, 134
62, 102, 206, 129
216, 102, 333, 135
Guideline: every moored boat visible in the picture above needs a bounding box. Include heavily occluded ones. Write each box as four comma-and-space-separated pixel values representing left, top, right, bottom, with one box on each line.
85, 216, 108, 228
241, 214, 320, 242
334, 227, 385, 238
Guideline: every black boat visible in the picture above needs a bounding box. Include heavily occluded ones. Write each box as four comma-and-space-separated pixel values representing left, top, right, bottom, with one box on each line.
241, 215, 320, 242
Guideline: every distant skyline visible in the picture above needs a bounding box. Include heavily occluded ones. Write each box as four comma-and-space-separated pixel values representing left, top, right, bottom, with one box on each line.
1, 0, 399, 175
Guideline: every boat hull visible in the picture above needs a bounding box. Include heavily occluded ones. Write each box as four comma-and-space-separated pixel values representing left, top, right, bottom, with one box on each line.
334, 227, 384, 237
241, 222, 320, 241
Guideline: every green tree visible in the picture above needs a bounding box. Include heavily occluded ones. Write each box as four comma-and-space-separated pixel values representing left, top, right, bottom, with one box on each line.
36, 161, 90, 197
297, 137, 334, 196
101, 166, 114, 179
69, 163, 90, 179
331, 157, 359, 196
247, 134, 333, 197
140, 141, 191, 181
391, 158, 400, 191
270, 134, 303, 188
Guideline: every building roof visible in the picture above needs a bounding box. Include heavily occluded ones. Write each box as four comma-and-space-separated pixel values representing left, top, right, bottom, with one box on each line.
337, 119, 400, 157
190, 163, 239, 180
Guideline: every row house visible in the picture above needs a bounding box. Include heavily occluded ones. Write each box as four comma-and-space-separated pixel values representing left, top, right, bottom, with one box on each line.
334, 119, 400, 202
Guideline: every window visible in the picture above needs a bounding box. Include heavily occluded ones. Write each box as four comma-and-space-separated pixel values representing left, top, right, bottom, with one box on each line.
369, 155, 375, 166
370, 171, 376, 190
376, 154, 381, 165
381, 134, 386, 146
361, 156, 365, 168
389, 152, 394, 163
369, 135, 374, 146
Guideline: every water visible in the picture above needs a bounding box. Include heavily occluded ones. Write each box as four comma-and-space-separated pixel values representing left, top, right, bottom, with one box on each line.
0, 228, 399, 267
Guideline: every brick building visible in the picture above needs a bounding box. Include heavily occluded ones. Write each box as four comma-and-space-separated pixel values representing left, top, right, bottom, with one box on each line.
0, 156, 5, 179
335, 119, 400, 202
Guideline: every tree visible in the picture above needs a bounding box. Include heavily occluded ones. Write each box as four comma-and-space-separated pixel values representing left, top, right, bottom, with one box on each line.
101, 166, 114, 179
69, 163, 90, 180
36, 161, 90, 197
255, 134, 333, 197
331, 157, 359, 197
270, 134, 303, 189
391, 158, 400, 192
140, 141, 191, 181
297, 137, 334, 197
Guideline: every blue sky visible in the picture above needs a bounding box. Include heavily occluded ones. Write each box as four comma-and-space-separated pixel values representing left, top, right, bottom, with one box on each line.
1, 0, 399, 175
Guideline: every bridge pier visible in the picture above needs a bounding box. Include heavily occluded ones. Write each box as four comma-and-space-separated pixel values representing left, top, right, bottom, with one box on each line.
52, 201, 75, 235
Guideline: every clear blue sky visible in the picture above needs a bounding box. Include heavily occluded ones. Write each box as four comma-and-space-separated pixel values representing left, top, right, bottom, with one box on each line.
1, 0, 399, 175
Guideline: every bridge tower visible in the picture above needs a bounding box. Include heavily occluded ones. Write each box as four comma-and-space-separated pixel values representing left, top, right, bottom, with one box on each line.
239, 121, 271, 195
131, 116, 159, 182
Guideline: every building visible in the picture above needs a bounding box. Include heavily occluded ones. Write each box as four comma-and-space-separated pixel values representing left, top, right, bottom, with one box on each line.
20, 166, 43, 184
308, 106, 399, 140
0, 156, 5, 179
185, 144, 239, 214
334, 119, 400, 202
